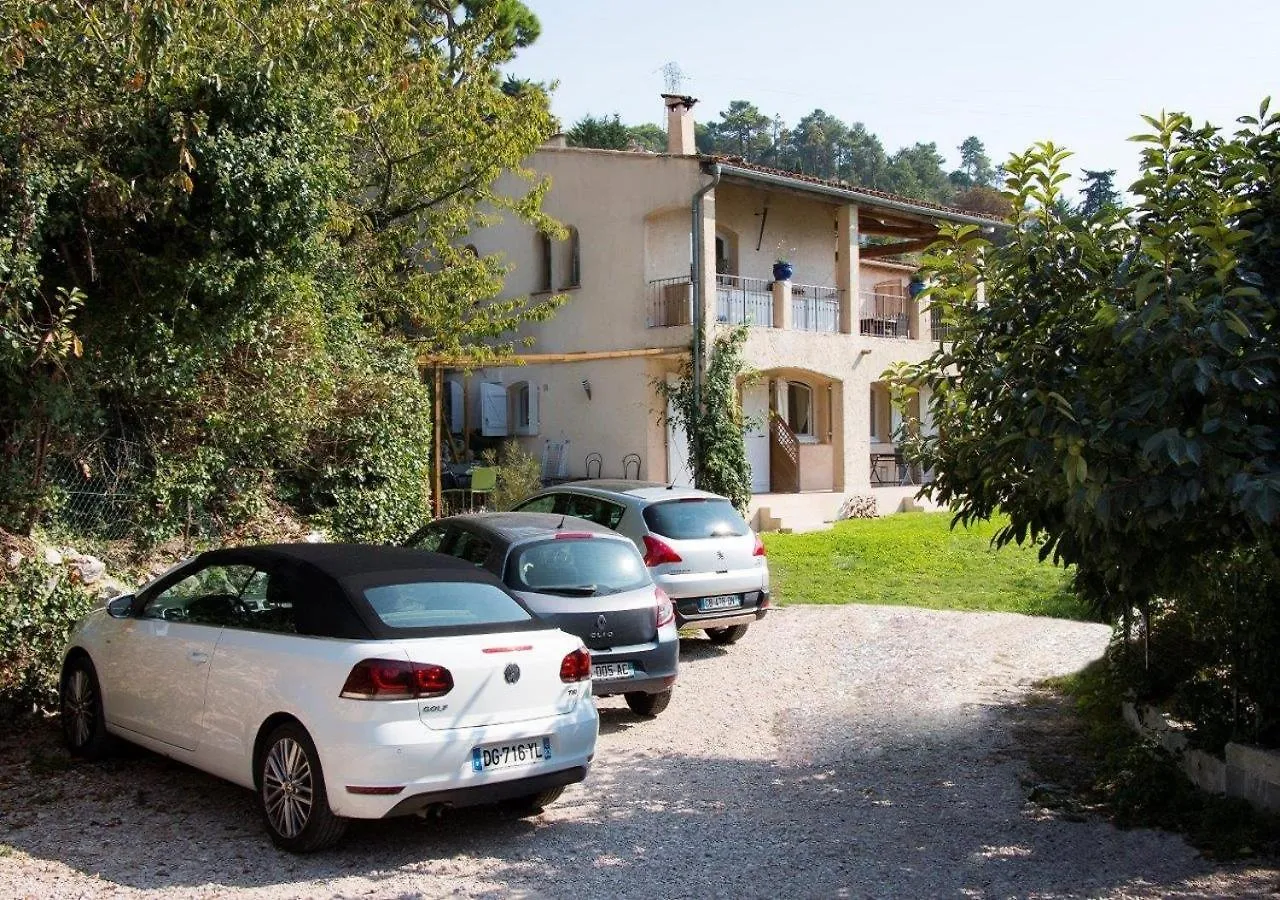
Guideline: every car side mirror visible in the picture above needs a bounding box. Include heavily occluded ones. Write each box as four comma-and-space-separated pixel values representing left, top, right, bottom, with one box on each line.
105, 594, 135, 618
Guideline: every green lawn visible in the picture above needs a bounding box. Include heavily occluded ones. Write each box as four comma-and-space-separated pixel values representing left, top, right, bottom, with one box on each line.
761, 511, 1094, 620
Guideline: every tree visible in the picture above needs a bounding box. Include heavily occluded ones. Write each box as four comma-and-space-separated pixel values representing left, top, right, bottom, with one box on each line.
626, 123, 666, 152
0, 0, 562, 540
951, 136, 996, 188
885, 142, 953, 203
567, 114, 632, 150
895, 104, 1280, 624
1078, 168, 1121, 217
841, 122, 889, 189
713, 100, 772, 160
792, 109, 848, 179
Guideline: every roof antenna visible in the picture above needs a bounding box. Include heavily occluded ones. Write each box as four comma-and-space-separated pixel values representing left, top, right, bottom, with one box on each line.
557, 515, 565, 529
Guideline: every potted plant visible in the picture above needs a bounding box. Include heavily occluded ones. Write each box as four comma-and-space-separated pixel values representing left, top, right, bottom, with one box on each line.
908, 271, 927, 298
772, 243, 795, 282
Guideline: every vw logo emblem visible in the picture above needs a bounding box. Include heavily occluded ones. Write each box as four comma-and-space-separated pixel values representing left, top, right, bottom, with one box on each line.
504, 663, 521, 685
596, 614, 608, 630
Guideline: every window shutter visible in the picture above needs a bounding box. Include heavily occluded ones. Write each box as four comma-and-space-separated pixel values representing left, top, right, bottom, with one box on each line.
526, 381, 539, 435
480, 382, 508, 436
447, 379, 463, 434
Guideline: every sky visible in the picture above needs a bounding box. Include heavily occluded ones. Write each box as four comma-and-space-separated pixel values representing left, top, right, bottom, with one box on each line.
506, 0, 1278, 198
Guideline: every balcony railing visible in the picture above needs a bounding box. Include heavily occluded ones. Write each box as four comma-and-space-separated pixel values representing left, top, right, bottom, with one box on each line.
647, 276, 692, 327
791, 284, 840, 333
858, 290, 910, 338
716, 274, 773, 326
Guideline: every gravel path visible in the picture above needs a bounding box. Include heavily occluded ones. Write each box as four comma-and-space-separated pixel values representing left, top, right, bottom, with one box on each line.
2, 605, 1277, 899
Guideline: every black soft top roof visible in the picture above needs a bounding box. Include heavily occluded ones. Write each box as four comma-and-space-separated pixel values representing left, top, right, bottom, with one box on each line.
169, 543, 535, 641
199, 543, 481, 579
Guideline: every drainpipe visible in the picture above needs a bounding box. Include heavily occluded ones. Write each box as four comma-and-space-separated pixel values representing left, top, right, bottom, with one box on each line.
690, 162, 721, 486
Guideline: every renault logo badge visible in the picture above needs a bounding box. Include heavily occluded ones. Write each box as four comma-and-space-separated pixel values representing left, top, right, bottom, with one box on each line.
504, 663, 521, 684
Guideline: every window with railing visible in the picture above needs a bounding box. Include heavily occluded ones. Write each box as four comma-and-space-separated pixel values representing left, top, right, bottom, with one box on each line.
791, 284, 840, 333
930, 305, 953, 342
858, 290, 910, 338
647, 276, 692, 327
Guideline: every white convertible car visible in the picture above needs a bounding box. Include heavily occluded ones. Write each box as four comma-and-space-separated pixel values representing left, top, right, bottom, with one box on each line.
60, 544, 599, 851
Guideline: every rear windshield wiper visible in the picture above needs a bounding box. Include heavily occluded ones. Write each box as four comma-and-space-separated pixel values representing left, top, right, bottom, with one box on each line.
537, 584, 598, 596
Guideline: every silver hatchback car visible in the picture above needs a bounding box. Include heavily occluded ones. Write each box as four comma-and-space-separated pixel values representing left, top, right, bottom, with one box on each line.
513, 481, 770, 646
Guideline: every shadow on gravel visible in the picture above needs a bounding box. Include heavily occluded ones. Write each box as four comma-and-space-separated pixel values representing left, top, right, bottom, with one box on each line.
2, 699, 1267, 898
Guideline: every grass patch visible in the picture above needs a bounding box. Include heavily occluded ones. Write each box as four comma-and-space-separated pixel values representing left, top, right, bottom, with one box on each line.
762, 512, 1091, 619
1040, 661, 1280, 860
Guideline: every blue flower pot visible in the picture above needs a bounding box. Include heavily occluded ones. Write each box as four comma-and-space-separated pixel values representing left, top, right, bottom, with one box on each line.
772, 262, 793, 282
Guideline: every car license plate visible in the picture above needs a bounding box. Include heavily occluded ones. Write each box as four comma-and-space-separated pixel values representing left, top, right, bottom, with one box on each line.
471, 737, 552, 773
699, 594, 741, 611
592, 661, 634, 681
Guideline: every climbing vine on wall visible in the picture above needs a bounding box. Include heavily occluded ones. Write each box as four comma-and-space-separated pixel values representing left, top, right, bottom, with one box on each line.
657, 327, 754, 514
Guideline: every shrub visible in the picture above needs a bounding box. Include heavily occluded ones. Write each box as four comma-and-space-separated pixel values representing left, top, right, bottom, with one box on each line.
482, 440, 543, 511
0, 560, 98, 713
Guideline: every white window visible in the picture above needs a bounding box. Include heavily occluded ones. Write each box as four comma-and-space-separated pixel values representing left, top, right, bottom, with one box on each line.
787, 382, 815, 440
510, 380, 539, 436
480, 382, 508, 436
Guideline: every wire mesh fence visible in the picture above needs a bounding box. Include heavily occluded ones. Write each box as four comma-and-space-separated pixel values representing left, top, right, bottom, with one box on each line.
41, 441, 146, 541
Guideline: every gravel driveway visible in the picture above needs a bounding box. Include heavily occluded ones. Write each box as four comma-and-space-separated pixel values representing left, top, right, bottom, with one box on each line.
2, 605, 1277, 899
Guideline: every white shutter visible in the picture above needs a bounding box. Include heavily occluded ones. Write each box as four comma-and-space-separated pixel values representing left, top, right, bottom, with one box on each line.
480, 382, 508, 436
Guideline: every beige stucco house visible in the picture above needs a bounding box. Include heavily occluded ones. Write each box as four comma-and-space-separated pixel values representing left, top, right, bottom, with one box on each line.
445, 95, 999, 531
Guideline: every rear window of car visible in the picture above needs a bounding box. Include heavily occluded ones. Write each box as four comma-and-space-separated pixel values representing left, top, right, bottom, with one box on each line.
506, 538, 650, 596
643, 499, 749, 540
363, 581, 532, 629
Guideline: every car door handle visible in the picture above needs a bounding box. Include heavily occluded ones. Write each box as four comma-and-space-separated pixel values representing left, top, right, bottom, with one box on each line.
189, 650, 210, 665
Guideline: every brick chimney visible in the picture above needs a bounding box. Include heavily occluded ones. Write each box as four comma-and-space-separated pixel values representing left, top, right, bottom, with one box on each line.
662, 93, 698, 155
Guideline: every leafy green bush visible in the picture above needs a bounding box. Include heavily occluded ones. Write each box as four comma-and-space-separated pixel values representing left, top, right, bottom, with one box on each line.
481, 440, 543, 511
0, 561, 98, 713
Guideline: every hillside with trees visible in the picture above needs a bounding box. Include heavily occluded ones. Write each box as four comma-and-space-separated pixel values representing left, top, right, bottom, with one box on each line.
567, 102, 1014, 217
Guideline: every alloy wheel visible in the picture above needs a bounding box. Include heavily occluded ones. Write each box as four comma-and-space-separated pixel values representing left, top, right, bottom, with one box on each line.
262, 737, 314, 839
63, 668, 95, 748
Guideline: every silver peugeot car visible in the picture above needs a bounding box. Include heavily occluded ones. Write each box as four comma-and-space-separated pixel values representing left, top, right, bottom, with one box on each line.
512, 482, 770, 646
405, 512, 680, 717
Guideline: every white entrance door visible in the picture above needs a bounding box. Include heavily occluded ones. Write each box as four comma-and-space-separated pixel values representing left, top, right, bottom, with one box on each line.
666, 377, 694, 487
743, 381, 770, 493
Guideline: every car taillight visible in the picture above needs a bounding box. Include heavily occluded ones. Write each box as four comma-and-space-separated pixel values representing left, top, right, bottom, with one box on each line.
340, 659, 454, 700
654, 586, 675, 628
753, 534, 766, 557
559, 648, 592, 683
642, 535, 682, 567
